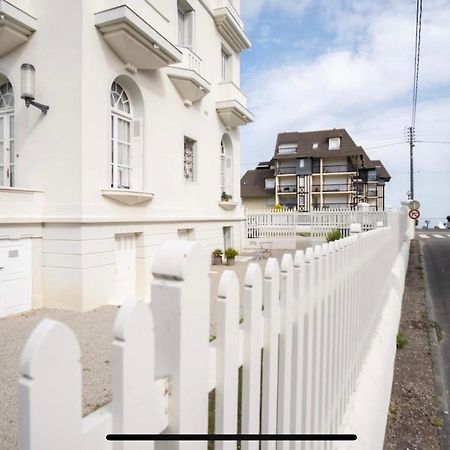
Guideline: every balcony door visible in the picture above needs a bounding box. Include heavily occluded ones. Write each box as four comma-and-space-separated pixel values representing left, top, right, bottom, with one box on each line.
0, 82, 15, 187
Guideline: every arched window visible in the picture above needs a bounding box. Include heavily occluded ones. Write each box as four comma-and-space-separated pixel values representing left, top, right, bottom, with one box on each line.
220, 135, 233, 197
0, 81, 15, 187
110, 82, 133, 189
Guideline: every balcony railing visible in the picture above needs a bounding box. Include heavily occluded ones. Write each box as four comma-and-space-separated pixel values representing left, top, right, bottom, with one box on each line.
312, 203, 356, 211
312, 165, 357, 174
276, 167, 297, 175
277, 185, 297, 193
175, 46, 202, 73
311, 184, 355, 192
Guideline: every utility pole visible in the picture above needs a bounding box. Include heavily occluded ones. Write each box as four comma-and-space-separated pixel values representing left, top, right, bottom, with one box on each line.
408, 126, 415, 200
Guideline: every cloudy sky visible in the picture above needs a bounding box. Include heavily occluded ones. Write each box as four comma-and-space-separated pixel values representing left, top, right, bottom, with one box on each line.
240, 0, 450, 224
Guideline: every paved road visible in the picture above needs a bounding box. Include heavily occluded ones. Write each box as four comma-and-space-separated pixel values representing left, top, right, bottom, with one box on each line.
419, 229, 450, 447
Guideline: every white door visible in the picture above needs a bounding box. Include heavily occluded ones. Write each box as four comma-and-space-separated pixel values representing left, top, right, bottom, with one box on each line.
114, 234, 136, 305
0, 239, 32, 317
0, 82, 15, 187
223, 227, 232, 250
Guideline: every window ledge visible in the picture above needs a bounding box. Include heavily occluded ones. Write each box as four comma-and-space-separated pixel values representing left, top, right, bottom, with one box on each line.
218, 201, 238, 211
101, 189, 154, 206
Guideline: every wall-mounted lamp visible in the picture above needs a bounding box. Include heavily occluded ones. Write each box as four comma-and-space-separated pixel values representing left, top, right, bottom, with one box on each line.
21, 64, 49, 114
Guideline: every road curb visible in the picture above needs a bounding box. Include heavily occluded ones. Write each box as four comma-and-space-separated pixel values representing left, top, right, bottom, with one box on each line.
419, 239, 450, 449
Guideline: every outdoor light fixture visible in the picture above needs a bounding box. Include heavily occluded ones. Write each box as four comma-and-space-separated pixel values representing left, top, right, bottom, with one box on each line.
20, 64, 49, 114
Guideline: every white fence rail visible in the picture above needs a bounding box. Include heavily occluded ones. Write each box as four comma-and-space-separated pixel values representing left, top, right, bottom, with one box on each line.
245, 209, 388, 239
18, 211, 409, 450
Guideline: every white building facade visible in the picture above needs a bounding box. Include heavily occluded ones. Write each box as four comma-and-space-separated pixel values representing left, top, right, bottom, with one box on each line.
0, 0, 253, 315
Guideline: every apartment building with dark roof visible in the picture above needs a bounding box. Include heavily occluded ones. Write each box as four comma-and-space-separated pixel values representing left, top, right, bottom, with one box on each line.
241, 129, 390, 211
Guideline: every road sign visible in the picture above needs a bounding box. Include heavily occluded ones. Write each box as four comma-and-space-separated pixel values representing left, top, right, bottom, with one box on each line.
408, 200, 421, 210
409, 209, 420, 220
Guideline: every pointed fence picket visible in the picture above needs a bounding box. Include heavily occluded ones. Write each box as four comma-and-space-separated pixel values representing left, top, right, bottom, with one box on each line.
18, 210, 410, 450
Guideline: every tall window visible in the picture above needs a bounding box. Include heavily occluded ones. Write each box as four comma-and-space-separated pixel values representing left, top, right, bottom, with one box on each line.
0, 82, 15, 187
110, 82, 132, 189
220, 137, 233, 196
221, 49, 231, 82
184, 137, 196, 182
178, 0, 194, 49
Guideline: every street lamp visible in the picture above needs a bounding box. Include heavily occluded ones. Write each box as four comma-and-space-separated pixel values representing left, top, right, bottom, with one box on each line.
20, 64, 49, 114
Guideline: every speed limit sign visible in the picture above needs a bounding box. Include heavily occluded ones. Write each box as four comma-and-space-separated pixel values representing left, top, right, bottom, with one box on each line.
409, 209, 420, 220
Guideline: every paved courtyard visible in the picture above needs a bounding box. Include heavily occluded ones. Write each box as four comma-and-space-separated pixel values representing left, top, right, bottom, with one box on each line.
0, 238, 319, 449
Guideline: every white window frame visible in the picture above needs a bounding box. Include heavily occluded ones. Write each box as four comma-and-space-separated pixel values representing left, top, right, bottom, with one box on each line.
221, 47, 231, 82
265, 178, 275, 189
0, 82, 15, 187
278, 143, 297, 154
110, 82, 143, 191
328, 137, 341, 150
220, 138, 233, 196
177, 0, 194, 49
184, 136, 196, 182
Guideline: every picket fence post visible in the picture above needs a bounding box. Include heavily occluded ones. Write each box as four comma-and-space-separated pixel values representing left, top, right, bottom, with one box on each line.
242, 263, 263, 450
112, 297, 165, 450
151, 240, 210, 450
277, 254, 294, 450
19, 319, 82, 450
215, 271, 240, 450
261, 258, 280, 450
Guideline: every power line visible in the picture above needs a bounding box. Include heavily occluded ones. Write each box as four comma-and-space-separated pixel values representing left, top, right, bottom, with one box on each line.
408, 0, 423, 200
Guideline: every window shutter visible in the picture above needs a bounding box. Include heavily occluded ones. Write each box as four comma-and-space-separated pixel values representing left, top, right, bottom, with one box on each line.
225, 155, 233, 195
131, 119, 143, 191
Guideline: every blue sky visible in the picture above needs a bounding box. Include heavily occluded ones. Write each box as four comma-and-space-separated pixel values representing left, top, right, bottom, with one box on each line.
240, 0, 450, 224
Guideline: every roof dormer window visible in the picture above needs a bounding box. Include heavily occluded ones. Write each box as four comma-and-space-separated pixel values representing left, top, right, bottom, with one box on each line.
312, 143, 319, 149
329, 137, 340, 150
278, 143, 297, 154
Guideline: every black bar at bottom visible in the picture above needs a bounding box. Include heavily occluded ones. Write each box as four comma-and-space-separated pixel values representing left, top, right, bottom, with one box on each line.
106, 434, 357, 442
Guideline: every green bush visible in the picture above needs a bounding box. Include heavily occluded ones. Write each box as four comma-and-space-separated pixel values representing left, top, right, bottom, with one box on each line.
212, 249, 223, 257
224, 247, 239, 259
221, 192, 233, 201
396, 333, 407, 349
326, 229, 341, 242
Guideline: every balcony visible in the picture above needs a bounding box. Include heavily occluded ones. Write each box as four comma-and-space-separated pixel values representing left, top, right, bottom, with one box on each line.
312, 164, 357, 174
0, 0, 36, 57
167, 46, 211, 105
95, 5, 181, 70
213, 0, 250, 52
216, 81, 254, 128
277, 185, 297, 194
276, 166, 297, 176
312, 203, 356, 211
311, 184, 355, 193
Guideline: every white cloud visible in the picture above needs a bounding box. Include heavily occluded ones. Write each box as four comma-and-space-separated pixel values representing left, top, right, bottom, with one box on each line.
241, 0, 450, 220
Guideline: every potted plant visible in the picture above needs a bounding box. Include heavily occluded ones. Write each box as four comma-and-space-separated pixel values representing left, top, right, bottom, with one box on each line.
221, 192, 233, 202
224, 247, 239, 266
212, 249, 223, 265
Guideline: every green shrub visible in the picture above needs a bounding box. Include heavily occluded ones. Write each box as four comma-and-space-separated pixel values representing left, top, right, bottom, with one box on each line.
224, 247, 239, 259
212, 249, 223, 257
326, 229, 341, 242
221, 192, 233, 201
396, 333, 407, 349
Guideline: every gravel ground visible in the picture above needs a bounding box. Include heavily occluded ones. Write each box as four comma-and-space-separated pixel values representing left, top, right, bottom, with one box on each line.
0, 239, 316, 450
384, 239, 442, 449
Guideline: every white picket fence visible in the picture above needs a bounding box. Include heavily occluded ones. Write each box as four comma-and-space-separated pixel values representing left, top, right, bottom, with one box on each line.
246, 209, 297, 239
309, 210, 388, 238
245, 209, 387, 239
18, 211, 409, 450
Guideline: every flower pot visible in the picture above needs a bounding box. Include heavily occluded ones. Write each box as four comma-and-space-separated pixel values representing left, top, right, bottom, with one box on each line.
226, 257, 235, 266
212, 256, 223, 265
